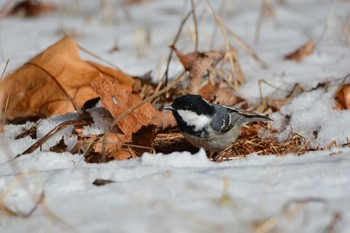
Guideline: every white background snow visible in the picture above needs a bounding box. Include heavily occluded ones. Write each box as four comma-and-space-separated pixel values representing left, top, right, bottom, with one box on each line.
1, 0, 350, 232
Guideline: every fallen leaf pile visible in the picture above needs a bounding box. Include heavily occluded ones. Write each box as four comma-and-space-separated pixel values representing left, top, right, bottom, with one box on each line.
1, 31, 349, 162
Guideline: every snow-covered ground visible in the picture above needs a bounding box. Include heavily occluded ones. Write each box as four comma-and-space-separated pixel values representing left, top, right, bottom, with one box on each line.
1, 0, 350, 232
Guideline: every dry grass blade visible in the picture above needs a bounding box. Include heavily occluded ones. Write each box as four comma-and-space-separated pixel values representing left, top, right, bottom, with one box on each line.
325, 212, 342, 233
78, 44, 121, 71
221, 125, 309, 160
191, 0, 199, 51
163, 0, 202, 83
0, 59, 9, 80
254, 0, 275, 45
205, 0, 244, 87
205, 0, 268, 69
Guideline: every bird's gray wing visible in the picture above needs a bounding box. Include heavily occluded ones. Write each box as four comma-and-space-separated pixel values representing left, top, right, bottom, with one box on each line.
210, 105, 237, 133
224, 105, 272, 124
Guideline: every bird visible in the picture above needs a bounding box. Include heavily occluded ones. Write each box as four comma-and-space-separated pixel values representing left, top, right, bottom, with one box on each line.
164, 94, 272, 157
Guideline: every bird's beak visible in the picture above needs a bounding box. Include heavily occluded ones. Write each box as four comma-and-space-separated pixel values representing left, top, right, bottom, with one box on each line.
163, 105, 174, 111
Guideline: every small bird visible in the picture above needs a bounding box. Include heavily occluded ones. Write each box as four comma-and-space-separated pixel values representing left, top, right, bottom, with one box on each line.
164, 94, 272, 156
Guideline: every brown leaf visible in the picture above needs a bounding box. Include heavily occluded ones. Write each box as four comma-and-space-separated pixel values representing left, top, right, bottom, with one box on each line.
91, 77, 157, 139
213, 88, 245, 106
8, 0, 57, 17
284, 41, 314, 62
335, 83, 350, 110
49, 137, 67, 153
171, 45, 223, 94
198, 82, 219, 100
92, 179, 115, 186
198, 84, 244, 106
0, 37, 135, 121
149, 111, 177, 130
86, 133, 133, 161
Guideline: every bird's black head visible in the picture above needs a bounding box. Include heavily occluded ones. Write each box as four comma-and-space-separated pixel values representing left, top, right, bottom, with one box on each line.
164, 94, 214, 135
171, 94, 214, 116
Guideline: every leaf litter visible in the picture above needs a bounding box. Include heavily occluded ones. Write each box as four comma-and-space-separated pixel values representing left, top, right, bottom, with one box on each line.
0, 3, 349, 163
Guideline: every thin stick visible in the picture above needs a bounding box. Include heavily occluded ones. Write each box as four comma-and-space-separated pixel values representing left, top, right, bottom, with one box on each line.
254, 0, 266, 45
205, 0, 245, 88
209, 0, 226, 50
315, 0, 337, 48
0, 59, 9, 80
163, 0, 201, 84
191, 0, 199, 51
18, 119, 90, 156
1, 59, 10, 126
227, 28, 268, 68
27, 62, 79, 111
206, 0, 268, 69
78, 44, 121, 71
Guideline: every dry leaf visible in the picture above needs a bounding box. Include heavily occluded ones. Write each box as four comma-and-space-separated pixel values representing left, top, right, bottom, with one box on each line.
91, 77, 157, 138
92, 179, 115, 186
49, 137, 67, 153
149, 111, 177, 130
8, 0, 57, 17
171, 45, 223, 94
284, 41, 314, 62
198, 82, 219, 100
213, 88, 244, 106
335, 83, 350, 110
0, 37, 135, 122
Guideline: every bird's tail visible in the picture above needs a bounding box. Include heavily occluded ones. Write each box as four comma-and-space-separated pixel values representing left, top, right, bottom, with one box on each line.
229, 107, 272, 124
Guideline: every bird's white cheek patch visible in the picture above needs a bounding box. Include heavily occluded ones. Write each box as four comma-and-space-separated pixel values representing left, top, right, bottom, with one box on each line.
177, 110, 211, 131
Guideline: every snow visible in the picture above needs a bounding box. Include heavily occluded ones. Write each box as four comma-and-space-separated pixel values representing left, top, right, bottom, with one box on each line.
1, 0, 350, 232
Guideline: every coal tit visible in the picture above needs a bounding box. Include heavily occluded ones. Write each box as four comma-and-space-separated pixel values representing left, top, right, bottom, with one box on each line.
164, 94, 272, 153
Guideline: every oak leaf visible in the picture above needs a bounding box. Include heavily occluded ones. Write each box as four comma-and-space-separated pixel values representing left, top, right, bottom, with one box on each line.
0, 37, 135, 122
284, 41, 314, 62
335, 83, 350, 110
171, 45, 223, 94
91, 77, 157, 139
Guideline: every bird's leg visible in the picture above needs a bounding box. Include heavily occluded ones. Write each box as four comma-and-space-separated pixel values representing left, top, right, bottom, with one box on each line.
208, 151, 217, 161
213, 151, 225, 162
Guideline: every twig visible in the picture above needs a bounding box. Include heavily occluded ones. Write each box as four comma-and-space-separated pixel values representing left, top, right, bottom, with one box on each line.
206, 0, 267, 69
205, 0, 245, 87
315, 0, 337, 48
27, 62, 79, 111
209, 0, 226, 50
227, 28, 268, 68
163, 0, 201, 85
0, 59, 9, 80
0, 0, 14, 19
325, 212, 342, 233
191, 0, 199, 51
18, 119, 90, 157
78, 44, 121, 71
1, 59, 10, 127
